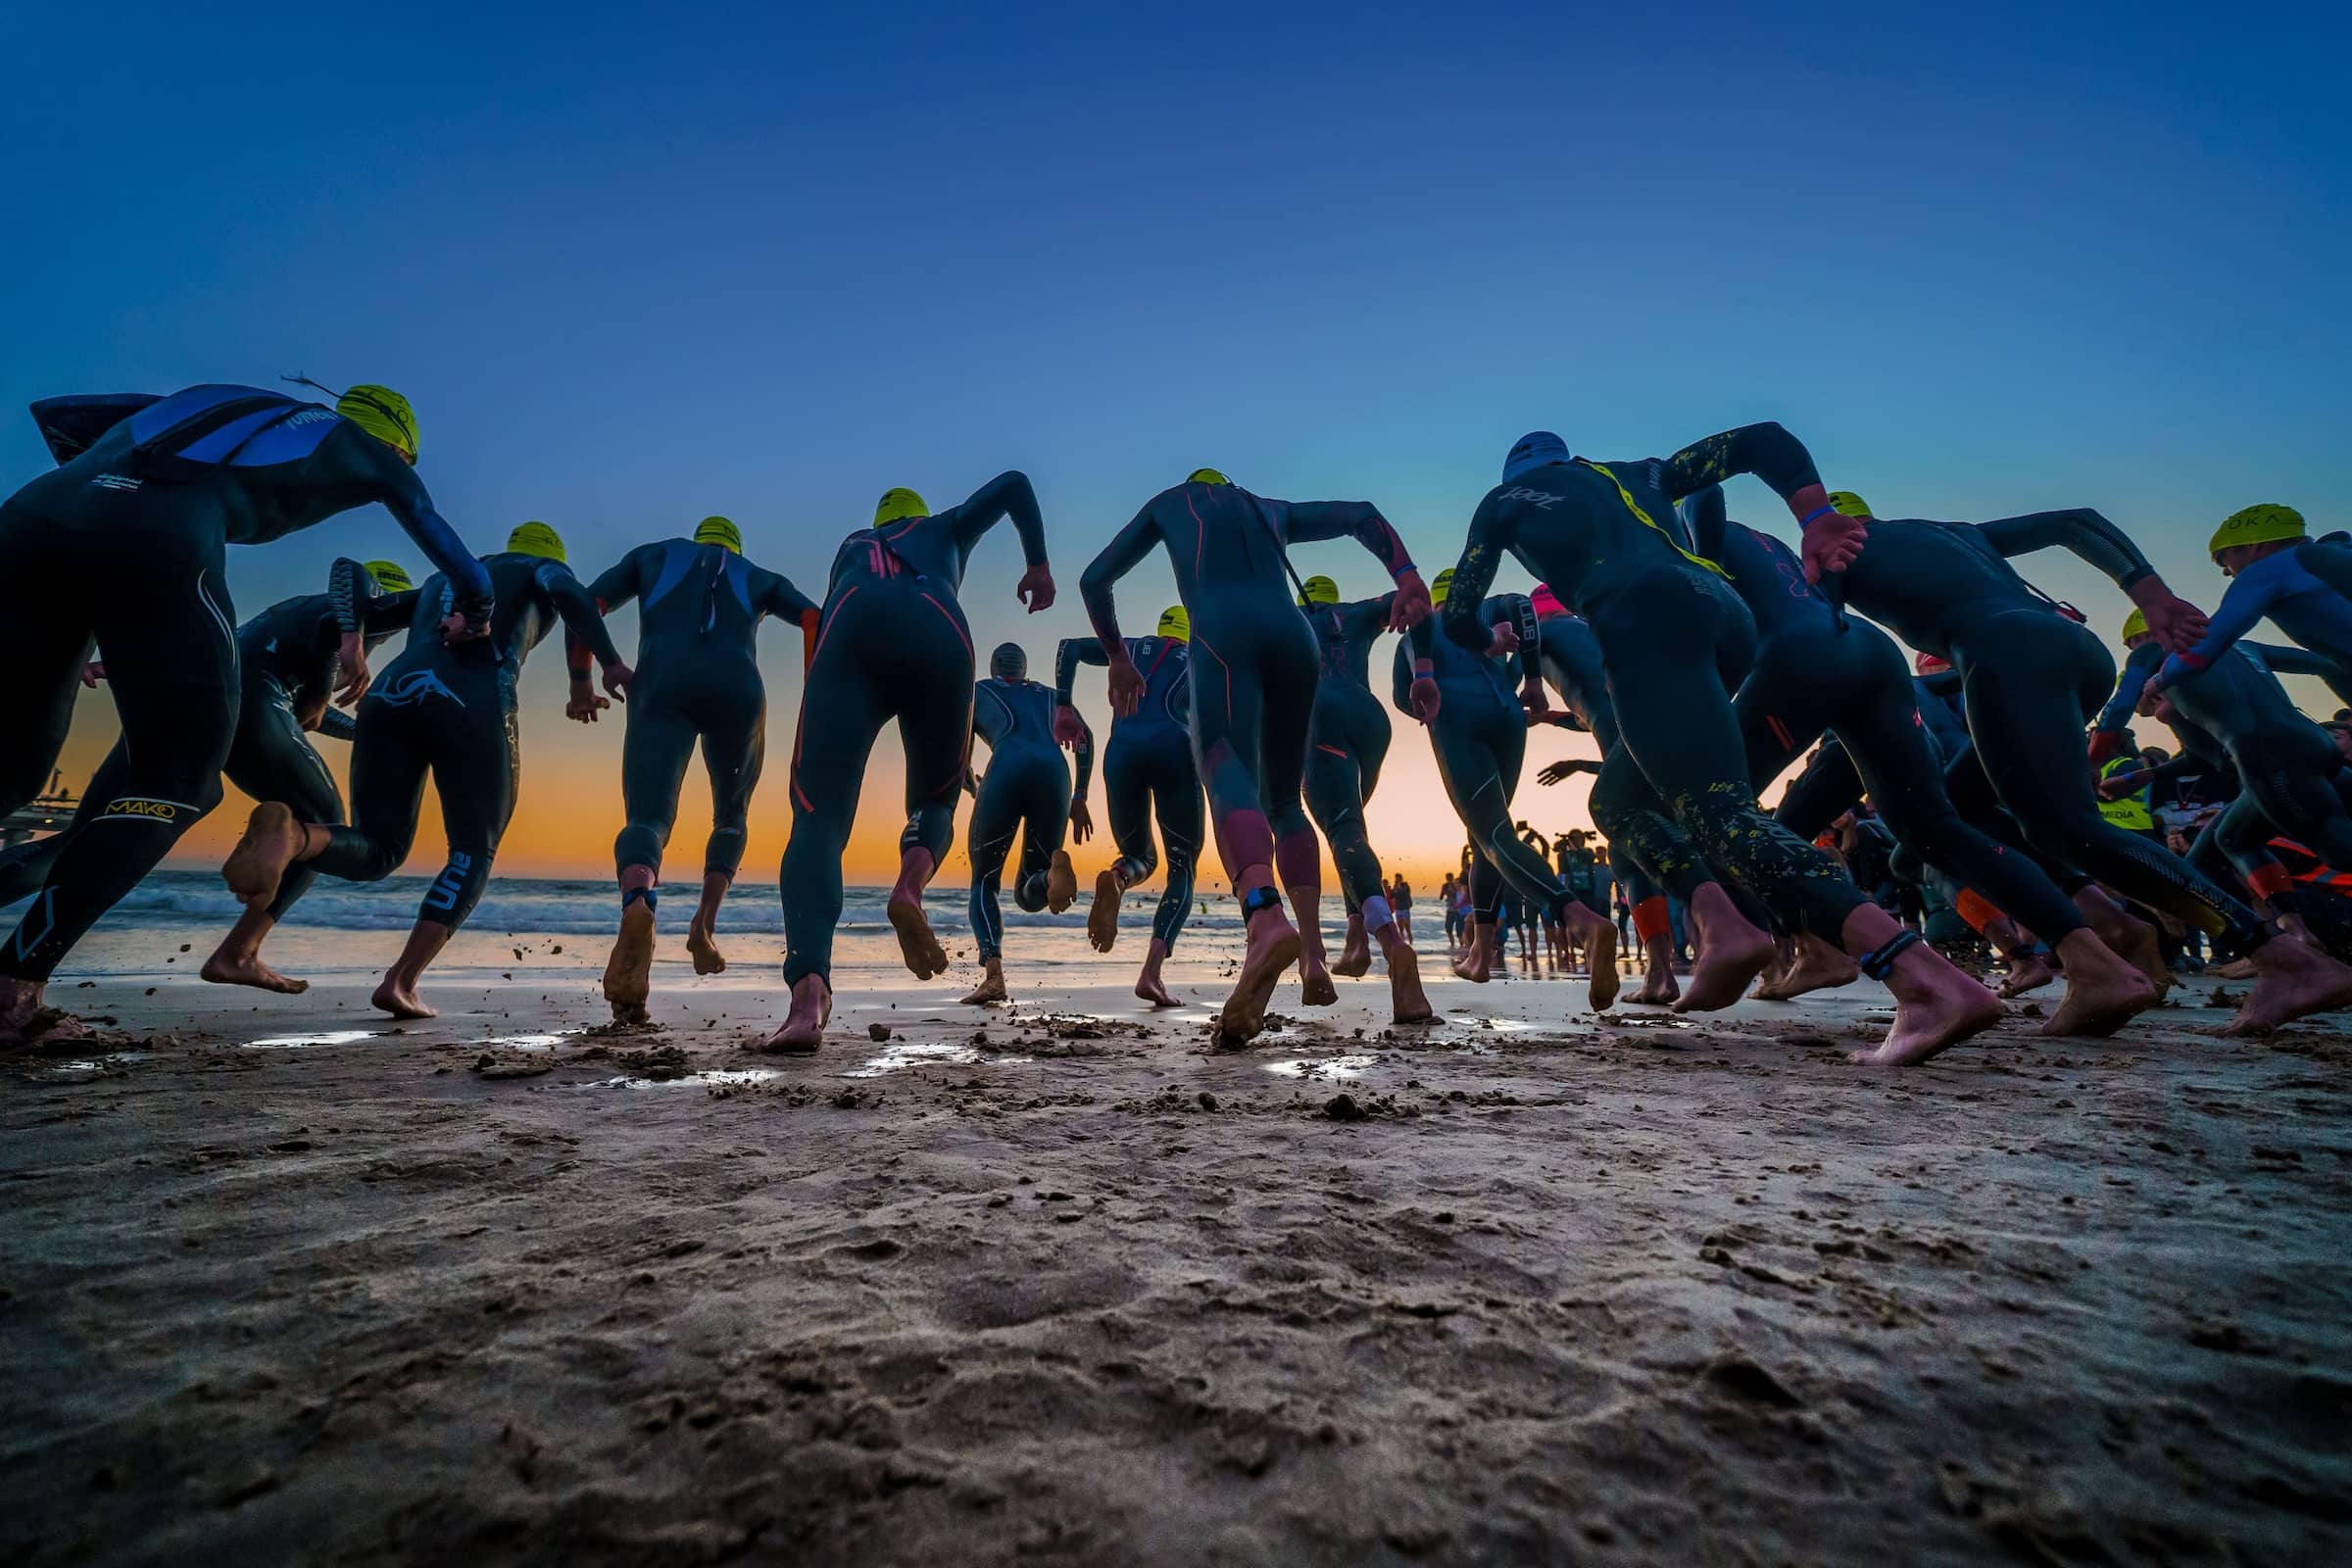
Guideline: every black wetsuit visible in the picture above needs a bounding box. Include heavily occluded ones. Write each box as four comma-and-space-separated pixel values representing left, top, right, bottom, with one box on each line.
1303, 594, 1398, 919
1443, 425, 1869, 940
572, 538, 816, 885
1398, 595, 1588, 926
0, 386, 492, 982
1056, 634, 1202, 949
307, 553, 619, 929
0, 561, 416, 919
1079, 480, 1418, 909
1528, 611, 1662, 912
781, 473, 1048, 986
1684, 486, 2092, 945
1777, 508, 2275, 949
966, 677, 1091, 960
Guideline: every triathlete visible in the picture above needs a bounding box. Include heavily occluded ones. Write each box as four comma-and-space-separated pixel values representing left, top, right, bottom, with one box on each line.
961, 643, 1089, 1004
2154, 507, 2352, 705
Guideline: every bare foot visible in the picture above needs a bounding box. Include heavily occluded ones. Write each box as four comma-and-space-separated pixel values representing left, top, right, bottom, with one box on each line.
756, 974, 830, 1054
1997, 950, 2059, 998
2041, 930, 2159, 1037
686, 914, 726, 975
1089, 869, 1123, 953
1570, 911, 1618, 1011
1217, 912, 1302, 1047
1135, 968, 1179, 1007
222, 802, 304, 909
2077, 890, 2170, 1001
1300, 960, 1339, 1007
1047, 850, 1078, 913
1753, 934, 1857, 1002
1673, 887, 1774, 1012
370, 976, 436, 1019
1631, 969, 1680, 1004
2208, 955, 2256, 980
1452, 930, 1493, 984
604, 902, 656, 1015
1849, 951, 2004, 1065
1333, 915, 1371, 978
962, 957, 1007, 1005
0, 982, 103, 1045
888, 893, 949, 980
1386, 943, 1434, 1024
2226, 935, 2352, 1035
200, 949, 308, 994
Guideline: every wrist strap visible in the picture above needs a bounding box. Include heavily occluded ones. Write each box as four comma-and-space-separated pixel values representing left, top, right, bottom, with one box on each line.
1800, 504, 1839, 527
1858, 927, 1922, 980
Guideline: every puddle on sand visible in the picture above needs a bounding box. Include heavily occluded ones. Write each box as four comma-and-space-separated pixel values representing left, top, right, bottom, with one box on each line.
846, 1040, 1034, 1078
43, 1053, 155, 1078
1264, 1054, 1377, 1080
474, 1031, 580, 1052
243, 1030, 378, 1050
585, 1068, 783, 1091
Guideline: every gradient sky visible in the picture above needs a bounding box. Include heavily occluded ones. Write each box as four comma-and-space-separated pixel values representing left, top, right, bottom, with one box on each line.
5, 3, 2347, 888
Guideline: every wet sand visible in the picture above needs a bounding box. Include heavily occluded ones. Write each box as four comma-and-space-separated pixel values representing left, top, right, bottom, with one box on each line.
5, 956, 2349, 1566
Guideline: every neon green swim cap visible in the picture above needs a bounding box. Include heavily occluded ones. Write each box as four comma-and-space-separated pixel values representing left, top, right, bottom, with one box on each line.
1828, 490, 1872, 518
2121, 608, 2148, 643
2208, 504, 2304, 561
874, 488, 929, 527
337, 384, 417, 461
1188, 468, 1231, 486
507, 520, 566, 563
1157, 606, 1190, 641
694, 515, 742, 553
363, 560, 414, 594
1430, 567, 1455, 608
1298, 574, 1340, 608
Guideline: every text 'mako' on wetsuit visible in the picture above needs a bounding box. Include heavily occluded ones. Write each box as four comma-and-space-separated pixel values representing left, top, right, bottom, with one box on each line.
780, 472, 1049, 987
568, 535, 818, 887
966, 665, 1091, 960
1056, 633, 1202, 949
0, 385, 493, 982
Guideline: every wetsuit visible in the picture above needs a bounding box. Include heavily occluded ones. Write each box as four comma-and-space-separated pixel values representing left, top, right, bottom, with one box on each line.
0, 561, 416, 918
0, 386, 491, 982
1303, 594, 1398, 919
1397, 595, 1588, 926
1683, 485, 2093, 946
2161, 536, 2352, 703
1056, 634, 1202, 949
570, 538, 817, 886
2095, 641, 2352, 899
781, 473, 1048, 986
1443, 425, 1870, 940
1079, 480, 1417, 913
965, 677, 1091, 960
1527, 611, 1664, 914
1762, 507, 2276, 951
306, 553, 619, 928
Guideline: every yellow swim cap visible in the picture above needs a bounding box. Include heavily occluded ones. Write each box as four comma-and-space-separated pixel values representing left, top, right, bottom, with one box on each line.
1298, 574, 1340, 608
2208, 504, 2305, 561
363, 560, 414, 594
1828, 490, 1872, 518
874, 487, 928, 527
337, 384, 417, 461
2121, 608, 2148, 643
694, 515, 742, 553
1157, 606, 1190, 641
1431, 567, 1455, 608
1188, 468, 1231, 487
507, 520, 565, 563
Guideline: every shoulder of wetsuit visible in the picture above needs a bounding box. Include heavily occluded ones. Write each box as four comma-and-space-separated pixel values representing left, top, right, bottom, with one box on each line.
31, 393, 162, 465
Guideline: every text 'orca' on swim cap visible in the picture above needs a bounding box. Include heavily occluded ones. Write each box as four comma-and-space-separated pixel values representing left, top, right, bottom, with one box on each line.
1157, 606, 1190, 641
874, 487, 929, 527
364, 560, 414, 594
1828, 490, 1873, 518
1298, 574, 1340, 608
1188, 468, 1231, 486
695, 515, 743, 553
2208, 503, 2305, 562
990, 643, 1027, 682
338, 384, 417, 461
507, 520, 566, 563
1501, 432, 1569, 483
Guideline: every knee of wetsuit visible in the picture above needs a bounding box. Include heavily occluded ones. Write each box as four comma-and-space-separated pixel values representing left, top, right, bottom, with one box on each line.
704, 826, 747, 880
990, 643, 1027, 682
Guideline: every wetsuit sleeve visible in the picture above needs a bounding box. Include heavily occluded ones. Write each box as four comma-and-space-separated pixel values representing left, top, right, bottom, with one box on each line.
1392, 641, 1417, 713
327, 557, 367, 635
1439, 492, 1510, 652
1656, 423, 1825, 505
1681, 485, 1731, 561
1349, 592, 1399, 643
365, 589, 421, 637
2093, 642, 2165, 736
567, 552, 640, 679
537, 561, 624, 669
1975, 511, 2157, 590
947, 470, 1049, 566
1080, 505, 1162, 646
374, 460, 495, 615
1055, 637, 1107, 704
756, 567, 818, 620
1072, 715, 1096, 798
316, 709, 360, 743
1281, 502, 1417, 580
1917, 669, 1965, 700
2247, 640, 2340, 677
2160, 568, 2281, 686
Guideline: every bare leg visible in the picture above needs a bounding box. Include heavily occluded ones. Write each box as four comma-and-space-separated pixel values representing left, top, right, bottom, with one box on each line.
1089, 867, 1125, 953
1566, 907, 1617, 1010
1452, 921, 1495, 983
2075, 885, 2169, 1000
604, 868, 658, 1024
1630, 933, 1680, 1004
1843, 906, 2003, 1065
1376, 920, 1434, 1023
757, 973, 830, 1054
222, 802, 328, 910
961, 955, 1007, 1004
2227, 932, 2352, 1035
686, 871, 730, 975
1289, 881, 1337, 1006
1333, 912, 1371, 978
2042, 928, 2160, 1036
1134, 937, 1180, 1007
887, 848, 949, 979
0, 978, 100, 1044
1047, 850, 1078, 913
1672, 882, 1775, 1012
371, 921, 453, 1019
201, 905, 308, 994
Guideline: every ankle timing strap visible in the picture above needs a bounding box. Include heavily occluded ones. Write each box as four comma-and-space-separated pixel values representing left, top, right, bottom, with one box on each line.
1241, 886, 1285, 921
1858, 928, 1921, 980
623, 887, 658, 911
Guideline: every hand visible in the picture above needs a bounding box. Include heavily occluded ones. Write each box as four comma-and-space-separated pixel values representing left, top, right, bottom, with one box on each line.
1070, 798, 1094, 843
1410, 676, 1442, 722
441, 611, 490, 646
1106, 657, 1144, 717
1389, 570, 1433, 630
1801, 513, 1869, 584
295, 690, 330, 731
81, 661, 106, 688
2154, 694, 2180, 726
1016, 564, 1055, 613
1537, 760, 1577, 787
565, 679, 610, 724
1053, 704, 1087, 748
2135, 682, 2165, 718
601, 661, 634, 703
1487, 621, 1521, 658
2128, 577, 2209, 654
1523, 707, 1570, 729
333, 631, 372, 706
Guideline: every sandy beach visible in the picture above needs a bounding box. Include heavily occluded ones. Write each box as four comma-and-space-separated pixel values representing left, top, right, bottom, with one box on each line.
5, 930, 2349, 1566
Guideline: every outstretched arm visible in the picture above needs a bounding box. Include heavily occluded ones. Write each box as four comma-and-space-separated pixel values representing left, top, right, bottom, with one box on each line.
1657, 422, 1871, 582
1440, 492, 1510, 654
1285, 502, 1429, 628
538, 561, 625, 672
1055, 636, 1109, 705
947, 469, 1049, 566
2159, 569, 2280, 687
1070, 713, 1095, 798
566, 551, 642, 683
756, 567, 822, 672
1080, 506, 1162, 653
377, 465, 495, 621
1976, 510, 2156, 588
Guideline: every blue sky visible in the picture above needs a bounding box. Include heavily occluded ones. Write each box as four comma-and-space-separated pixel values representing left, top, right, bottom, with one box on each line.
4, 2, 2346, 877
